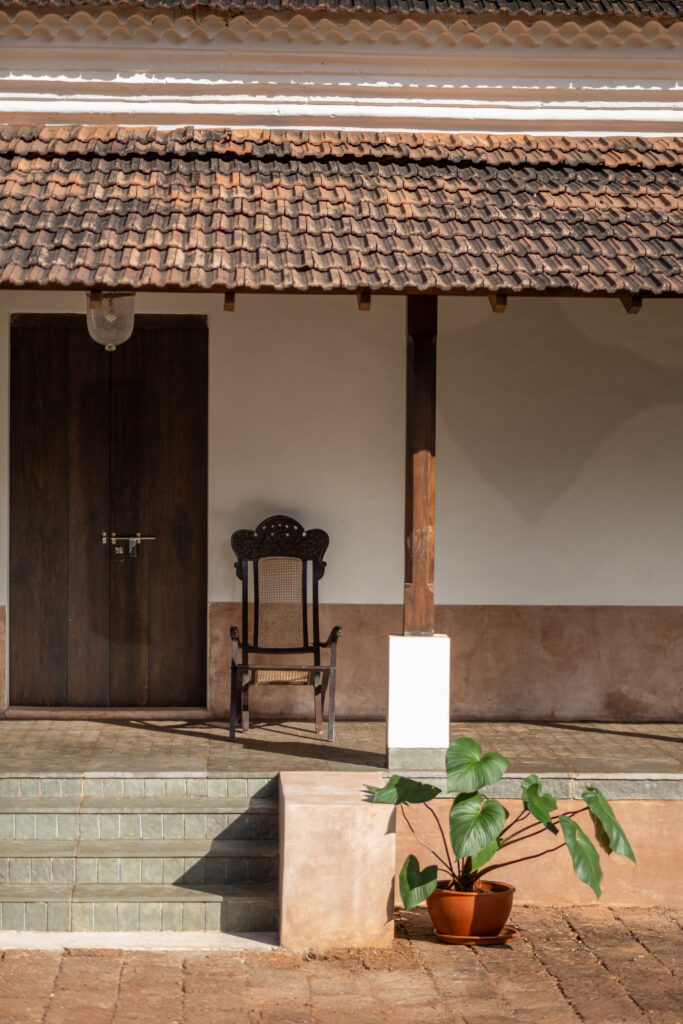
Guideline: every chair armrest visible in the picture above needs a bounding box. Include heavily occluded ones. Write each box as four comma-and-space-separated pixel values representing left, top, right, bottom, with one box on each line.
321, 626, 342, 647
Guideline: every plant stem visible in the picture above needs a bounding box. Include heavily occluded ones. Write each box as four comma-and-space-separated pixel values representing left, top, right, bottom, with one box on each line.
425, 801, 456, 877
400, 805, 453, 876
502, 807, 587, 845
499, 808, 529, 836
476, 840, 567, 878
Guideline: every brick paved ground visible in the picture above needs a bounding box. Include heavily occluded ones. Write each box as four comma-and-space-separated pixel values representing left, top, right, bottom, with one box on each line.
0, 906, 680, 1023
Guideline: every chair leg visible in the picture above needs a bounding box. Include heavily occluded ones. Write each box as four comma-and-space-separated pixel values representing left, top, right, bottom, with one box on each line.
242, 672, 250, 733
314, 671, 323, 733
327, 665, 336, 742
229, 664, 238, 742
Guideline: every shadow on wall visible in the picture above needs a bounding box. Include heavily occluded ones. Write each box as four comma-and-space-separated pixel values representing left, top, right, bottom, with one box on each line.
438, 301, 683, 523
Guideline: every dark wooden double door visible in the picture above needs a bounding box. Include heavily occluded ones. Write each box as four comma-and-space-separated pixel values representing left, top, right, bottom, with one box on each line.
10, 315, 208, 707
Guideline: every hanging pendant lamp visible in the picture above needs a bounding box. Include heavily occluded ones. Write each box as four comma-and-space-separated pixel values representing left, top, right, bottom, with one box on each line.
86, 291, 135, 351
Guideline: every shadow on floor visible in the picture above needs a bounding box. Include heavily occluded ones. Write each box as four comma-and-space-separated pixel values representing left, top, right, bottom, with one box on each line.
529, 721, 683, 745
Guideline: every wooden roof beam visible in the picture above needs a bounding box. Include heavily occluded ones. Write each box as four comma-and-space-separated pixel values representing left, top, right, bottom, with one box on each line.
488, 292, 507, 313
620, 294, 642, 315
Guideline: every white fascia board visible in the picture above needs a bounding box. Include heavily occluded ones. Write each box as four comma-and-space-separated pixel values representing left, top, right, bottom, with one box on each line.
0, 10, 682, 135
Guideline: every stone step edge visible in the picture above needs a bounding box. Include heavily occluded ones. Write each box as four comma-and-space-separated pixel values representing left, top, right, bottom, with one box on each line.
0, 882, 279, 903
0, 839, 279, 858
0, 772, 280, 780
0, 797, 278, 814
0, 931, 280, 950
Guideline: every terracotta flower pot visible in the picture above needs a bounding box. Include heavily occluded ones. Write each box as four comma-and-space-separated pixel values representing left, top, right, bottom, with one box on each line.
426, 880, 515, 937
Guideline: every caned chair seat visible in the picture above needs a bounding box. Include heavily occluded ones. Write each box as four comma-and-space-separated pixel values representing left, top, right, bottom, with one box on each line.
229, 516, 341, 740
251, 668, 327, 686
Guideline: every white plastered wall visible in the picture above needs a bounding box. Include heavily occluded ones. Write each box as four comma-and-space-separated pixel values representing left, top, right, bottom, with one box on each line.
0, 290, 682, 611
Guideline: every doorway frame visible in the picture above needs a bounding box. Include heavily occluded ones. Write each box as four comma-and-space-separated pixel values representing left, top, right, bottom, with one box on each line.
6, 311, 211, 715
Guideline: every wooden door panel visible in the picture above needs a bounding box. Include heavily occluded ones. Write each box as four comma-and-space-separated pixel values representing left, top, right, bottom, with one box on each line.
109, 326, 152, 706
66, 323, 110, 706
9, 318, 70, 705
146, 320, 207, 706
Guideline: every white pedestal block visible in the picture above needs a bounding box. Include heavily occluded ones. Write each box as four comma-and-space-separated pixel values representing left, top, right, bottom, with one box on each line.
386, 633, 450, 770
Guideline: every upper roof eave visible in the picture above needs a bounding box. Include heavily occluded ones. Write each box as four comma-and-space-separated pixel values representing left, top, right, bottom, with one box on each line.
0, 0, 681, 25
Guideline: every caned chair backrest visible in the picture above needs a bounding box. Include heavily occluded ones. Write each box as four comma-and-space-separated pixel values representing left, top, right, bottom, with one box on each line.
231, 516, 329, 654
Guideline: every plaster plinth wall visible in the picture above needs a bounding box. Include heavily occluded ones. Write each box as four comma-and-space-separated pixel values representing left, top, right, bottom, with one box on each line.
279, 772, 396, 951
396, 799, 683, 908
1, 291, 683, 720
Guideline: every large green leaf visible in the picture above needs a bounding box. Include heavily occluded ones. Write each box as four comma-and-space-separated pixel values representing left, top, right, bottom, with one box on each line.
559, 815, 603, 898
449, 793, 507, 859
582, 786, 636, 862
446, 738, 509, 793
470, 839, 500, 871
399, 854, 438, 910
521, 775, 558, 834
366, 776, 441, 805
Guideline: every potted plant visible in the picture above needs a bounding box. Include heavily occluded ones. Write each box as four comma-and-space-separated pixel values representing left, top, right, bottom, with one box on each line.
368, 737, 635, 945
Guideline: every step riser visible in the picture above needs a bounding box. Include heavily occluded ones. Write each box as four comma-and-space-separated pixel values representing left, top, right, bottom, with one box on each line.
0, 899, 279, 933
0, 775, 280, 934
0, 856, 278, 886
0, 813, 278, 842
0, 778, 278, 799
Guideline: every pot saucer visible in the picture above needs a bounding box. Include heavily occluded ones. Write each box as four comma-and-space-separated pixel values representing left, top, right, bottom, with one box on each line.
434, 926, 519, 946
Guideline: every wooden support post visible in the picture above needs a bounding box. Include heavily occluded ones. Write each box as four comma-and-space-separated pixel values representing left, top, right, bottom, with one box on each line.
488, 292, 507, 313
404, 295, 437, 636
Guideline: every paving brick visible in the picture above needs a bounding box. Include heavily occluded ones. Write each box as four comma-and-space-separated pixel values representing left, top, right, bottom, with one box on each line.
43, 951, 123, 1024
565, 907, 683, 1023
514, 906, 643, 1023
614, 908, 683, 980
0, 950, 61, 1024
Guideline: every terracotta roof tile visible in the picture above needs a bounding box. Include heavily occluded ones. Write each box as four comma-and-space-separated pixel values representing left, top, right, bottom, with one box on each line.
0, 0, 680, 21
0, 126, 681, 295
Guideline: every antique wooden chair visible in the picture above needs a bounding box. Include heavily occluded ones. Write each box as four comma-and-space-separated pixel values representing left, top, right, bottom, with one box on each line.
229, 515, 341, 741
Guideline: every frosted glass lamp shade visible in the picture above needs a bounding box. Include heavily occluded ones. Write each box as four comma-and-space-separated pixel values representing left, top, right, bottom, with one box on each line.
86, 291, 135, 351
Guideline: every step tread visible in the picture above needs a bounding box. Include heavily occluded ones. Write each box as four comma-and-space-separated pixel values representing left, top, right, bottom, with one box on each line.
0, 882, 278, 903
0, 797, 277, 814
0, 839, 278, 858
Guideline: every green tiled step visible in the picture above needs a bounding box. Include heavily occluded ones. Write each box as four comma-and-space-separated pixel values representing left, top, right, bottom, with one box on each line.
0, 839, 278, 885
0, 882, 279, 932
0, 797, 278, 841
0, 777, 278, 800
